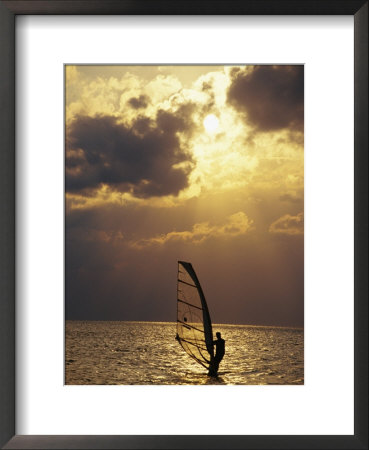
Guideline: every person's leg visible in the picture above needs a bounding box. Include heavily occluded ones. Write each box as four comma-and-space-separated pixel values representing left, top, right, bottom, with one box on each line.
208, 358, 217, 376
208, 357, 220, 376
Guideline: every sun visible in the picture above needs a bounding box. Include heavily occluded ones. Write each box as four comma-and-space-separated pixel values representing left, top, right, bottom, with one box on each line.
203, 114, 219, 133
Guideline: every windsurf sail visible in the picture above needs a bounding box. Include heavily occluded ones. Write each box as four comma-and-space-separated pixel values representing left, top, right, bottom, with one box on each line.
176, 261, 214, 369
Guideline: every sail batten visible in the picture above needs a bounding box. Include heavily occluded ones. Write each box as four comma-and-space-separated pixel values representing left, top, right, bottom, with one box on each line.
177, 298, 203, 310
178, 279, 198, 288
176, 261, 214, 369
177, 320, 205, 334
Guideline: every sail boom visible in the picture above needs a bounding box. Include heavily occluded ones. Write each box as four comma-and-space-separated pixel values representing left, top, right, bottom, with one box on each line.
179, 338, 208, 351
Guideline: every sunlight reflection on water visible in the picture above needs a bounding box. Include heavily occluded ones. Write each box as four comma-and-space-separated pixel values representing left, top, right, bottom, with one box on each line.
65, 321, 303, 385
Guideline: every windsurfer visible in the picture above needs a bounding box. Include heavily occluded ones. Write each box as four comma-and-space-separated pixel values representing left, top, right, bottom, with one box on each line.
208, 332, 225, 376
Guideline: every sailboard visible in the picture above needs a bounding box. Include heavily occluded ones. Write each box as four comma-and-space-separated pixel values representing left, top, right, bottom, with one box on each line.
176, 261, 214, 369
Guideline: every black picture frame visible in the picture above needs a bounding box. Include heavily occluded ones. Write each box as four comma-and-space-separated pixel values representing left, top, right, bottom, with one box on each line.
0, 1, 367, 449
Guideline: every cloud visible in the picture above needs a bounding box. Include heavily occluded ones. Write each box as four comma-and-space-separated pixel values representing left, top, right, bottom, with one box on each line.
66, 107, 195, 198
65, 65, 79, 83
132, 211, 253, 248
227, 65, 304, 132
279, 192, 303, 204
128, 95, 149, 109
269, 212, 304, 235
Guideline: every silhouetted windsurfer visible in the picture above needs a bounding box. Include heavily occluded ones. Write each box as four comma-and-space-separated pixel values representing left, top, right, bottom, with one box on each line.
208, 332, 225, 376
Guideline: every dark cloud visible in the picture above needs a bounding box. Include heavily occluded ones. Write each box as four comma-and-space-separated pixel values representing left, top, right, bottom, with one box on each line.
128, 95, 149, 109
227, 65, 304, 132
201, 81, 212, 92
66, 107, 194, 198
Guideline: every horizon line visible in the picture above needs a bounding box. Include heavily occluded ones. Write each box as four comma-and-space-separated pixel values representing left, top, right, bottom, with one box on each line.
65, 319, 304, 330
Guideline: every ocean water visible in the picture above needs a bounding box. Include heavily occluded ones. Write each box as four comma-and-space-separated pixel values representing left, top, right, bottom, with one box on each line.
65, 321, 304, 385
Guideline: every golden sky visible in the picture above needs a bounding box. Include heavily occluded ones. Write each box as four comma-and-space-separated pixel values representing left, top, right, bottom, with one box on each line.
65, 65, 304, 326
